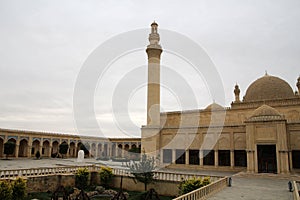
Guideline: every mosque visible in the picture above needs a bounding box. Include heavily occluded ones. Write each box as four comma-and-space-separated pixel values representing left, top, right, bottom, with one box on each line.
1, 22, 300, 174
141, 22, 300, 174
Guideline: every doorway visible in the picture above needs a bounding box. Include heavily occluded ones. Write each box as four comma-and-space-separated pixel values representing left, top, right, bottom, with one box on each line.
257, 145, 277, 173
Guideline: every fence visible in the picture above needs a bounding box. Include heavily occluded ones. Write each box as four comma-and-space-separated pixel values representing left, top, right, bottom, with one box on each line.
293, 181, 300, 200
0, 165, 222, 183
0, 165, 227, 199
172, 176, 228, 200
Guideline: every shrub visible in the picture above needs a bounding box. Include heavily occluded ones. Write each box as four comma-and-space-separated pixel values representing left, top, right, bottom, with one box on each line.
178, 176, 211, 195
0, 180, 12, 200
202, 177, 211, 186
99, 166, 113, 189
75, 168, 89, 190
127, 153, 156, 191
12, 177, 26, 200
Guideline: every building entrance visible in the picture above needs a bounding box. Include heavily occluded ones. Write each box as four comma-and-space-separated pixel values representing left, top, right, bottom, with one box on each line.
257, 145, 277, 173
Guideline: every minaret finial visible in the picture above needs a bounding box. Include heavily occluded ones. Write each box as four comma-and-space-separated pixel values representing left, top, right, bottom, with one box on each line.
297, 75, 300, 95
234, 83, 241, 102
148, 21, 161, 49
265, 70, 268, 76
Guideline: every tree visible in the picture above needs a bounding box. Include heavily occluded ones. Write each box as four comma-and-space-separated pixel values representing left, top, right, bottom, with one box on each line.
127, 153, 156, 191
99, 166, 113, 189
12, 177, 26, 200
59, 143, 69, 158
4, 141, 16, 159
0, 180, 12, 200
75, 168, 89, 190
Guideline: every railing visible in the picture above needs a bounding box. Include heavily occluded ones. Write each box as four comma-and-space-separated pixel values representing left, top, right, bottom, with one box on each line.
1, 165, 222, 183
0, 165, 100, 179
0, 165, 226, 199
172, 177, 228, 200
112, 168, 222, 182
293, 181, 300, 200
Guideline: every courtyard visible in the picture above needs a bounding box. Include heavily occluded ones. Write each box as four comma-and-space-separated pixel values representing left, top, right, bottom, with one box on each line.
0, 158, 297, 199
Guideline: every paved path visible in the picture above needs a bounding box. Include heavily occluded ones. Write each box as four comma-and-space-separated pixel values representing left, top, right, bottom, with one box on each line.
0, 158, 128, 170
208, 176, 294, 200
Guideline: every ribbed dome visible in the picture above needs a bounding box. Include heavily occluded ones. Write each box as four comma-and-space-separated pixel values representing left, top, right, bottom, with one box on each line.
243, 75, 295, 102
205, 103, 224, 111
251, 104, 281, 118
248, 104, 284, 121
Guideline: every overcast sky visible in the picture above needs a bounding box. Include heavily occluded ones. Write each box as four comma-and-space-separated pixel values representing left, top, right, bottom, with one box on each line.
0, 0, 299, 138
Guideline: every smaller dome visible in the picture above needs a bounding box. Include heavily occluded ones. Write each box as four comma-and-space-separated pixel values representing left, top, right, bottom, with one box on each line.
205, 103, 224, 111
248, 104, 284, 121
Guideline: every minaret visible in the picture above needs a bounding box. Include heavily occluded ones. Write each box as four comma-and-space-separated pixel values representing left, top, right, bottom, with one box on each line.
146, 21, 163, 126
234, 83, 241, 102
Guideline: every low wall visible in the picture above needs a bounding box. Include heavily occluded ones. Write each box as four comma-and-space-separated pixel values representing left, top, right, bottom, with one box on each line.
293, 181, 300, 200
112, 175, 179, 196
1, 166, 224, 198
9, 173, 178, 196
25, 174, 75, 193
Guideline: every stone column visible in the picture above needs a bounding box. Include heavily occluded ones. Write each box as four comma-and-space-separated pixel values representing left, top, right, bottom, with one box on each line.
289, 151, 293, 172
247, 150, 255, 173
214, 150, 218, 168
48, 145, 52, 158
230, 150, 234, 169
172, 149, 176, 164
121, 142, 125, 158
15, 144, 19, 158
39, 144, 43, 158
66, 140, 70, 158
199, 150, 203, 166
185, 150, 189, 165
95, 143, 99, 159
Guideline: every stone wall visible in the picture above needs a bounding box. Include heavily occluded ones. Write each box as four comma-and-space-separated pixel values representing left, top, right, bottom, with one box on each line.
112, 175, 179, 196
18, 173, 179, 196
26, 174, 75, 193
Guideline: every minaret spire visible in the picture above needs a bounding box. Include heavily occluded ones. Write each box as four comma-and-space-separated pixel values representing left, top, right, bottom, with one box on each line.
148, 21, 161, 49
297, 76, 300, 95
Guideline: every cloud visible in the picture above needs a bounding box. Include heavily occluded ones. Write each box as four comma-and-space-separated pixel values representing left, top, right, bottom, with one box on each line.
0, 0, 299, 137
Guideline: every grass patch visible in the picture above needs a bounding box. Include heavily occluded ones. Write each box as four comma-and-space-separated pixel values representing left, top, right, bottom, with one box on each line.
26, 192, 52, 200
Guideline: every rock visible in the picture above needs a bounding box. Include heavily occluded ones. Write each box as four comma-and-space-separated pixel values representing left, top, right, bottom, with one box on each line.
95, 186, 105, 194
103, 189, 118, 196
124, 192, 129, 199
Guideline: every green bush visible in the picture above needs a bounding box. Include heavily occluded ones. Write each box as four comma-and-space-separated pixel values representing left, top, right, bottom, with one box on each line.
0, 180, 13, 200
202, 177, 211, 186
99, 166, 113, 189
75, 168, 89, 190
12, 177, 26, 200
178, 176, 211, 195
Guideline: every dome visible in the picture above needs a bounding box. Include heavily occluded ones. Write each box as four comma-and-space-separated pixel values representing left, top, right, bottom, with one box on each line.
243, 74, 295, 102
248, 104, 284, 121
204, 103, 224, 111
